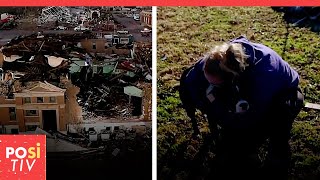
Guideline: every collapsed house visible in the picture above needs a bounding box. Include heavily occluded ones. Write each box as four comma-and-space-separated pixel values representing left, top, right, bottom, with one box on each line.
0, 13, 16, 30
0, 32, 152, 134
38, 6, 74, 24
37, 6, 123, 33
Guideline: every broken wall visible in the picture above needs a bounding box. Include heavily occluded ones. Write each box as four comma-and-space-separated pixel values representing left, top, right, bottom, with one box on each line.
81, 39, 108, 53
59, 106, 66, 130
81, 39, 130, 55
0, 52, 3, 67
140, 83, 152, 121
64, 80, 83, 124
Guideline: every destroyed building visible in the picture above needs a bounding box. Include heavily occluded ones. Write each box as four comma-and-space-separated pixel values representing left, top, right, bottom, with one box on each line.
80, 33, 134, 53
0, 13, 16, 30
0, 8, 152, 171
0, 5, 152, 135
0, 31, 152, 134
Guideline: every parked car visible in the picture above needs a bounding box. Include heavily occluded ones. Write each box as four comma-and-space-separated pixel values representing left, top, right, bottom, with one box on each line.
141, 28, 151, 33
117, 30, 129, 34
55, 26, 67, 30
74, 26, 90, 31
133, 14, 140, 21
141, 28, 151, 37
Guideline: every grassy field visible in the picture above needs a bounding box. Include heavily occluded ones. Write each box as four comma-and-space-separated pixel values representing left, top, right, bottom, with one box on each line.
157, 7, 320, 179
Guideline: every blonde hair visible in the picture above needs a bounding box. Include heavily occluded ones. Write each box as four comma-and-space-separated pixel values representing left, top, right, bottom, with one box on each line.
204, 42, 249, 77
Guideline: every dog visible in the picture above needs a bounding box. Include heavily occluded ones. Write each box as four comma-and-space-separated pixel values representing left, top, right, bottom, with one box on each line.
179, 65, 244, 137
179, 65, 205, 136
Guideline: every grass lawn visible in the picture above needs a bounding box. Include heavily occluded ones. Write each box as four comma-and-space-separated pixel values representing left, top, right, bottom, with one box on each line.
157, 7, 320, 179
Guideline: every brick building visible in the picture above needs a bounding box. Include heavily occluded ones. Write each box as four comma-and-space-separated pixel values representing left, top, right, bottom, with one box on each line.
140, 10, 152, 27
0, 81, 66, 133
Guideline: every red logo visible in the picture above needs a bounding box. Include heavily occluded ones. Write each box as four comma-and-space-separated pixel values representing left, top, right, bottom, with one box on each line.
0, 135, 46, 180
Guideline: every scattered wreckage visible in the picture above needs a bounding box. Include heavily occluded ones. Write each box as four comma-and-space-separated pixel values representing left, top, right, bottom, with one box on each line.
0, 13, 16, 30
0, 6, 152, 165
0, 32, 152, 132
36, 7, 126, 35
36, 124, 151, 160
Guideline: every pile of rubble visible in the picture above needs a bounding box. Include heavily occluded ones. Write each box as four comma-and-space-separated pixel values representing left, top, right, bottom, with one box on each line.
36, 126, 151, 161
0, 32, 152, 119
1, 33, 94, 83
70, 42, 152, 117
36, 7, 122, 33
0, 13, 17, 30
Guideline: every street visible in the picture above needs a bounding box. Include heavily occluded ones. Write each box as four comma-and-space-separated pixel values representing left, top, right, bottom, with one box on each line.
0, 12, 151, 46
112, 13, 151, 42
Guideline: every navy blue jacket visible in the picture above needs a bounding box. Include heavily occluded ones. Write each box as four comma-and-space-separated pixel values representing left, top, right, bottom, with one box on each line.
184, 36, 300, 127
